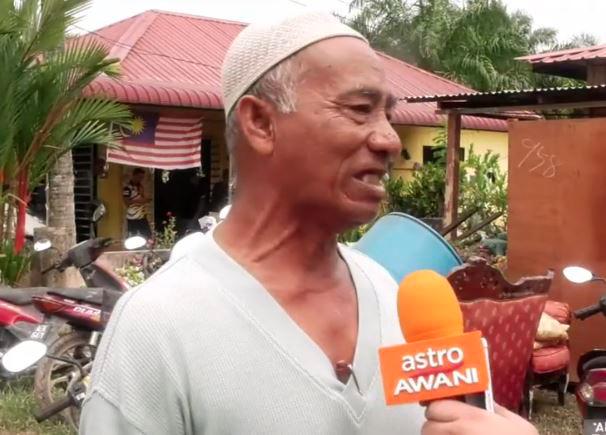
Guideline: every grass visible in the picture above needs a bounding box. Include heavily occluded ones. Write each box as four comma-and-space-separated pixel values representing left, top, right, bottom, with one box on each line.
0, 378, 72, 435
0, 379, 582, 435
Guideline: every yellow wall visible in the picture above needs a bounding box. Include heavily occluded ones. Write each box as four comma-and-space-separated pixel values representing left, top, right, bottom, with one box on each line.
97, 110, 228, 240
97, 118, 507, 238
202, 118, 230, 183
392, 126, 508, 180
97, 163, 124, 240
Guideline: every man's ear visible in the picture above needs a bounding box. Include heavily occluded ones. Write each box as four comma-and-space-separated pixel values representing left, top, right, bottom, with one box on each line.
237, 96, 275, 156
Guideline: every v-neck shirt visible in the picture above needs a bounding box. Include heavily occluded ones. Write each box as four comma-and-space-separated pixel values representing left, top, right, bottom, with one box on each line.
80, 232, 425, 435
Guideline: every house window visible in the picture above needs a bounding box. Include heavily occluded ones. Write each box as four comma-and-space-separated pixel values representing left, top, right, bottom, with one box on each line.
422, 146, 465, 164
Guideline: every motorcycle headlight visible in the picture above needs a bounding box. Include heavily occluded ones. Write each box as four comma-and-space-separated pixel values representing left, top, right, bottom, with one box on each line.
579, 382, 594, 403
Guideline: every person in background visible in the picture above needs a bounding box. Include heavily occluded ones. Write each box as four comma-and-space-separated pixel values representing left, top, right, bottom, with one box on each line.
122, 167, 151, 240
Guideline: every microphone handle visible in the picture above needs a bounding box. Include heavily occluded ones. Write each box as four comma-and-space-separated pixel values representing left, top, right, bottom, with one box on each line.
464, 337, 494, 412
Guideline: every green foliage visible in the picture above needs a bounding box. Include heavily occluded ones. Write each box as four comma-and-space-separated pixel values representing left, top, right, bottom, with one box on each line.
0, 0, 133, 246
346, 0, 595, 91
0, 241, 31, 285
385, 130, 448, 218
394, 163, 445, 218
153, 214, 177, 250
0, 378, 73, 434
384, 130, 508, 235
337, 224, 370, 244
115, 262, 145, 287
460, 146, 507, 220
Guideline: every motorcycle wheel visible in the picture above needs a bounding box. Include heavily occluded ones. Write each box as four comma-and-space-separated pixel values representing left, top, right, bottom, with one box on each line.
33, 330, 95, 431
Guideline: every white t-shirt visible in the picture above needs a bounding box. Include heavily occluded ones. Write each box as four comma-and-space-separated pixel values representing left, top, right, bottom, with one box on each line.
80, 233, 425, 434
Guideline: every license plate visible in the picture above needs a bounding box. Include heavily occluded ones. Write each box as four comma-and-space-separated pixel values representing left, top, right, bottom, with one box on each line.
584, 419, 606, 435
29, 323, 50, 341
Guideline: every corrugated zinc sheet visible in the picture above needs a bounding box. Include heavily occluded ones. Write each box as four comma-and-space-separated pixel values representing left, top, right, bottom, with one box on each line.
77, 10, 507, 131
517, 44, 606, 64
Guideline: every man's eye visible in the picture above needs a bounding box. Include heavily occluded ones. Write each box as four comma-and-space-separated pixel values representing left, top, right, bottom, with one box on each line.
349, 104, 372, 114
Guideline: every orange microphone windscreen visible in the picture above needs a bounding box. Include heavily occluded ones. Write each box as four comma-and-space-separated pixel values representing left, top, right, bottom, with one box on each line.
397, 270, 463, 343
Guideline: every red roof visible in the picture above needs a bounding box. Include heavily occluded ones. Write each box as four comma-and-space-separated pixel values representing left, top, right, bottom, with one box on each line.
516, 44, 606, 81
79, 10, 506, 132
517, 44, 606, 65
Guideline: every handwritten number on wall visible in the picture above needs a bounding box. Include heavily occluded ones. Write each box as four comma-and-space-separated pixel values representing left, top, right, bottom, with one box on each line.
518, 139, 561, 178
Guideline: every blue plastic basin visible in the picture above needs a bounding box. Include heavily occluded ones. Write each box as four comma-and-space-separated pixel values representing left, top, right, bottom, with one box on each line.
352, 213, 463, 283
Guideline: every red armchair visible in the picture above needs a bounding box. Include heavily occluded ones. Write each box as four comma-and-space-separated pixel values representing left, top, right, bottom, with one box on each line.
447, 258, 553, 414
527, 300, 571, 414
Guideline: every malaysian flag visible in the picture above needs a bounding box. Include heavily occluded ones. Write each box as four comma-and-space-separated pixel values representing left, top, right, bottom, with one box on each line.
108, 111, 202, 170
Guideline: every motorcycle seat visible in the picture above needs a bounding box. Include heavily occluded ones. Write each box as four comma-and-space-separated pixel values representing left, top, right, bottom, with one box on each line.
0, 287, 49, 306
47, 287, 109, 305
583, 356, 606, 374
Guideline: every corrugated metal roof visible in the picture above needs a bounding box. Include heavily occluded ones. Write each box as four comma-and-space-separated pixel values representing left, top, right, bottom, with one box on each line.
404, 84, 606, 103
517, 44, 606, 64
77, 10, 507, 131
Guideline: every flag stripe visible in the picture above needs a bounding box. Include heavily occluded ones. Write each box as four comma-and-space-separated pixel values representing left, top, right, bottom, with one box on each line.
108, 112, 203, 169
107, 155, 199, 170
108, 151, 200, 164
156, 122, 202, 131
156, 125, 202, 134
159, 117, 201, 124
109, 148, 200, 159
121, 141, 201, 151
154, 132, 202, 141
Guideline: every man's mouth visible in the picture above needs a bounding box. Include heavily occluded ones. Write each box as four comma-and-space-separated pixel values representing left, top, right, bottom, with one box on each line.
357, 172, 383, 186
352, 170, 387, 197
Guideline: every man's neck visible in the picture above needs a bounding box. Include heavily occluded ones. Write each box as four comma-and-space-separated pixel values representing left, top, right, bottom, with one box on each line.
213, 198, 342, 281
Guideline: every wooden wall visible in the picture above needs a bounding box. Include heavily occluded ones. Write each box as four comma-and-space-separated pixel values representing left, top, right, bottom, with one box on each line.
508, 117, 606, 379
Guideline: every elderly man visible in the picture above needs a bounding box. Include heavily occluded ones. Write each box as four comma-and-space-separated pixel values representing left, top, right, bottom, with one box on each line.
80, 12, 538, 435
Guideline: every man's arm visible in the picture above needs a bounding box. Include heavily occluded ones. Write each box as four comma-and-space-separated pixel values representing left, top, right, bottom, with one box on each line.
122, 186, 149, 206
122, 185, 134, 207
80, 290, 188, 435
80, 392, 144, 435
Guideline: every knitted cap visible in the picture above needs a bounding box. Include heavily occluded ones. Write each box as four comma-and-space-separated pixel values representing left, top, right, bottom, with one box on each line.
221, 11, 368, 117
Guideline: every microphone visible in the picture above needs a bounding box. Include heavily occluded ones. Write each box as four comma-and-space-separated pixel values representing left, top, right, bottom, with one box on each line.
378, 270, 494, 411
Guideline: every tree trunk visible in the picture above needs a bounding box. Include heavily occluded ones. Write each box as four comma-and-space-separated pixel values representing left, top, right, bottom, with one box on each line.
47, 150, 77, 246
14, 169, 29, 252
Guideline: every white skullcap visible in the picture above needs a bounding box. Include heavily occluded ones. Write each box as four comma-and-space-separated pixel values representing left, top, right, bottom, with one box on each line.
221, 11, 368, 117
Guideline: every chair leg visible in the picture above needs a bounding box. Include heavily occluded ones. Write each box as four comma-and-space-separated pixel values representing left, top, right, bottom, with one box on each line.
521, 369, 534, 419
558, 372, 569, 406
528, 387, 534, 420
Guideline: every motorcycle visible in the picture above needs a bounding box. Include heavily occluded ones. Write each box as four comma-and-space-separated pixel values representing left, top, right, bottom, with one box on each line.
0, 203, 115, 377
23, 235, 146, 430
0, 236, 116, 379
2, 338, 91, 425
563, 265, 606, 435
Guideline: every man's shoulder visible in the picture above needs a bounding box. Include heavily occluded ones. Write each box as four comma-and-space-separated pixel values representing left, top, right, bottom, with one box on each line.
115, 255, 220, 320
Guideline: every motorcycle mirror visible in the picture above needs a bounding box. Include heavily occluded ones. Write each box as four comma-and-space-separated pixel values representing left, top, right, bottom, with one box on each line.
1, 340, 48, 373
198, 216, 217, 230
219, 205, 231, 220
92, 203, 107, 223
33, 239, 52, 252
124, 235, 147, 250
563, 266, 594, 284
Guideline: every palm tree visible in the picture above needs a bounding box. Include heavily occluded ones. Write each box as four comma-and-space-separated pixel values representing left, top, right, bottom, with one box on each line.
0, 0, 132, 252
346, 0, 559, 91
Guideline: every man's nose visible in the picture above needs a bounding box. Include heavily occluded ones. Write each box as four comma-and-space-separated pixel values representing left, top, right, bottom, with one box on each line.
367, 120, 402, 159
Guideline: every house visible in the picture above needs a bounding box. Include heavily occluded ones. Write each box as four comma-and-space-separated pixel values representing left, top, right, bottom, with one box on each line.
405, 43, 606, 380
517, 43, 606, 85
76, 10, 509, 240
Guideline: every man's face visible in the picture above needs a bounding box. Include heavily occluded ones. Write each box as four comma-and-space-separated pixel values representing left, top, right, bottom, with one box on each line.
271, 37, 401, 229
